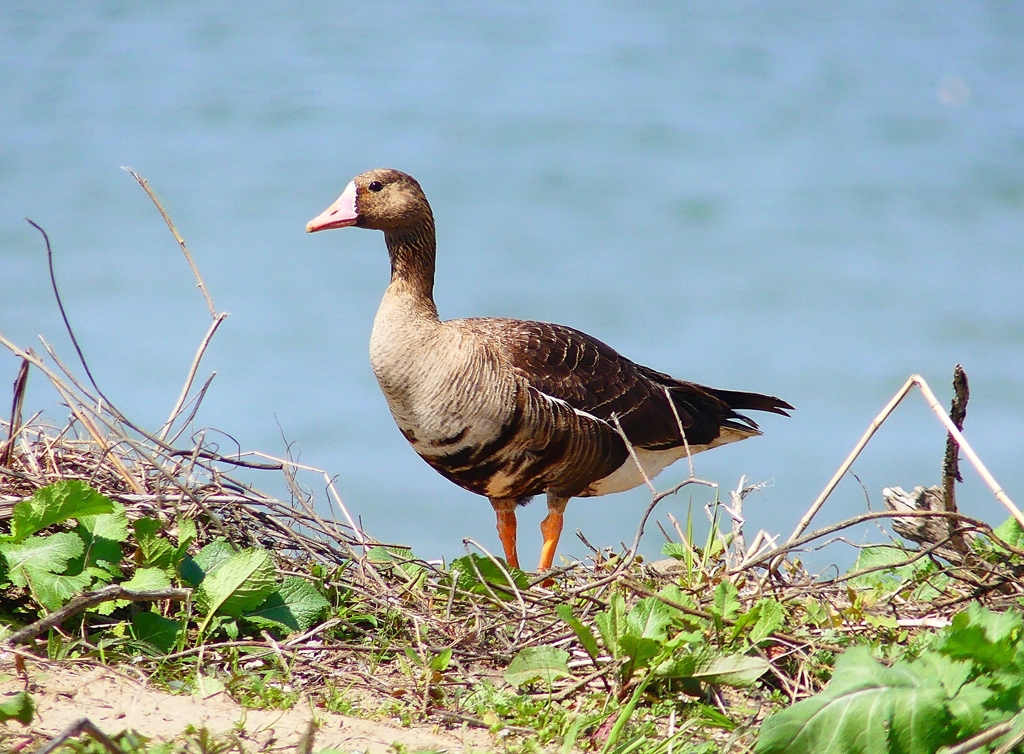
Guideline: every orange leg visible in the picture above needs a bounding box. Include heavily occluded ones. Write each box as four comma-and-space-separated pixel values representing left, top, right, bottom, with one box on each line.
538, 495, 569, 572
490, 497, 520, 569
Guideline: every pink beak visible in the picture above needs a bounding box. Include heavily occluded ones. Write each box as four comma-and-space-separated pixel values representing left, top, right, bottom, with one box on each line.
306, 180, 358, 233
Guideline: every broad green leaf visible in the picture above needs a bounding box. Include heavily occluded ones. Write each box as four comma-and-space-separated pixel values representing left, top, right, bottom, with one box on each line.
133, 518, 175, 570
909, 565, 949, 602
690, 654, 769, 687
28, 569, 92, 611
616, 635, 663, 669
992, 516, 1024, 550
755, 646, 953, 754
368, 545, 427, 581
847, 545, 914, 591
803, 598, 831, 627
180, 539, 236, 587
132, 611, 182, 654
77, 501, 129, 543
912, 651, 972, 699
661, 542, 689, 560
595, 593, 627, 658
749, 599, 785, 645
656, 650, 702, 680
504, 646, 571, 688
712, 581, 741, 623
556, 603, 600, 659
367, 544, 414, 562
7, 480, 113, 542
450, 554, 529, 599
245, 577, 330, 634
176, 516, 198, 553
122, 567, 172, 592
946, 680, 994, 736
195, 548, 277, 621
72, 501, 127, 580
0, 533, 84, 587
937, 604, 1023, 672
430, 647, 453, 672
0, 691, 34, 725
624, 597, 674, 642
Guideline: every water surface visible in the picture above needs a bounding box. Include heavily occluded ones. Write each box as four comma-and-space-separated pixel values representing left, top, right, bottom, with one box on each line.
3, 3, 1023, 569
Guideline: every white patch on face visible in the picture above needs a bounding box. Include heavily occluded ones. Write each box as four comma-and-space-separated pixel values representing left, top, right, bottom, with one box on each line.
337, 180, 358, 217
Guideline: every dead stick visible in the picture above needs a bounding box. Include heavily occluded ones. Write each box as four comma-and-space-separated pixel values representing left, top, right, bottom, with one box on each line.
941, 721, 1015, 754
121, 168, 229, 442
0, 334, 145, 493
788, 376, 918, 543
122, 167, 216, 317
942, 364, 969, 512
3, 585, 190, 646
159, 313, 227, 442
915, 374, 1024, 528
787, 374, 1023, 544
0, 358, 29, 466
33, 718, 122, 754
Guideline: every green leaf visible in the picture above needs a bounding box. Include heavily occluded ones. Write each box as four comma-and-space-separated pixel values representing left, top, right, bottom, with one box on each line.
195, 548, 277, 623
7, 480, 114, 542
661, 542, 689, 560
946, 680, 994, 736
624, 598, 674, 642
0, 533, 84, 587
180, 539, 236, 587
690, 654, 769, 687
176, 516, 198, 553
712, 581, 741, 623
992, 516, 1024, 550
0, 691, 34, 725
72, 501, 127, 580
367, 544, 414, 562
132, 611, 183, 654
504, 646, 571, 688
616, 636, 663, 669
122, 567, 172, 592
133, 518, 175, 570
749, 599, 785, 645
937, 604, 1023, 672
556, 604, 600, 659
755, 646, 954, 754
430, 648, 453, 672
595, 593, 627, 659
77, 500, 129, 543
29, 569, 93, 611
913, 651, 972, 699
449, 554, 529, 599
847, 545, 914, 590
244, 577, 330, 634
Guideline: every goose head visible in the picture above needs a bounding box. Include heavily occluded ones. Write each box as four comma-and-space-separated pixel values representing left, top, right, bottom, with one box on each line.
306, 168, 431, 234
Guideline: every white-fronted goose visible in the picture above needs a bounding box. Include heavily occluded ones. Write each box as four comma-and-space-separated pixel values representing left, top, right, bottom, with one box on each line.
307, 169, 792, 573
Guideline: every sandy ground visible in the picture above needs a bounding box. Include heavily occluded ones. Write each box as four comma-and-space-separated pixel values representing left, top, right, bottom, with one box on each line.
0, 657, 497, 753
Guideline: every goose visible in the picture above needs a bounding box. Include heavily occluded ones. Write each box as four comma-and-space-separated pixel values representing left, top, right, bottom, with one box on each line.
306, 169, 792, 573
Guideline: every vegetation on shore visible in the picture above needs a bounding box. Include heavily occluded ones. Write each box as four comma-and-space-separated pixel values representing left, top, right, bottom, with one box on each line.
4, 174, 1024, 754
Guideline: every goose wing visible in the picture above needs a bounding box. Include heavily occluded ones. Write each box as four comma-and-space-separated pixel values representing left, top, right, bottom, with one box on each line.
468, 318, 789, 450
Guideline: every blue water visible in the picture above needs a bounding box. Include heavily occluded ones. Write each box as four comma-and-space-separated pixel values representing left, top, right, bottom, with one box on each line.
4, 3, 1024, 570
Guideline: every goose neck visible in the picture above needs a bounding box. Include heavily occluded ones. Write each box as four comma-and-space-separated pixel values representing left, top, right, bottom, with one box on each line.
383, 220, 439, 320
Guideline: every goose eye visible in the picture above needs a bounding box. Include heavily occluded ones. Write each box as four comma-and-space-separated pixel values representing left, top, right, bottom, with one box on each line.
368, 180, 384, 192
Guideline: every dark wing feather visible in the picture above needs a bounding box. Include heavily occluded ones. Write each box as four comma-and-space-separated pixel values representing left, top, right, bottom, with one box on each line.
465, 318, 791, 451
